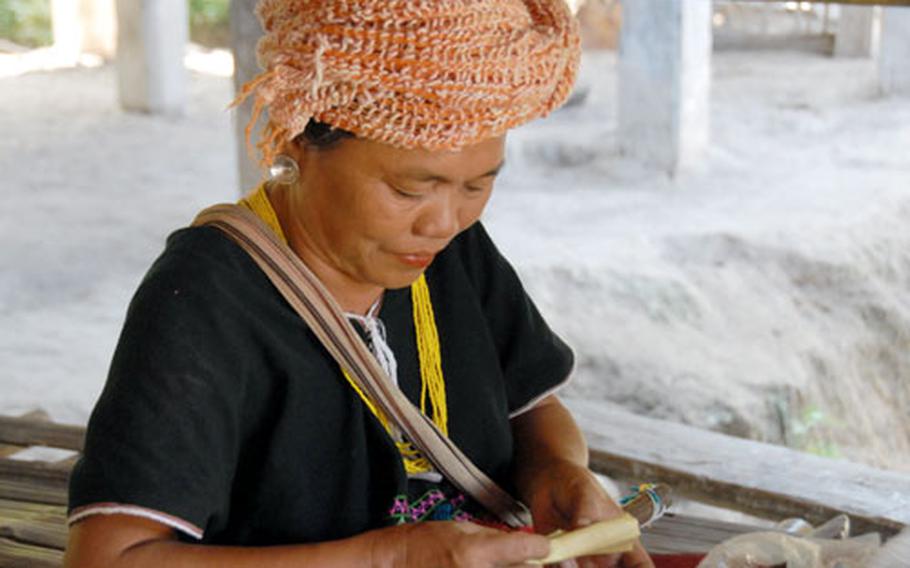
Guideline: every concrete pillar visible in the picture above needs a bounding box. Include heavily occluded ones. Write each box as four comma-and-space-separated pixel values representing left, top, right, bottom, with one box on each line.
51, 0, 117, 62
51, 0, 82, 64
835, 6, 878, 58
879, 7, 910, 96
81, 0, 118, 58
231, 0, 266, 194
115, 0, 188, 115
618, 0, 712, 175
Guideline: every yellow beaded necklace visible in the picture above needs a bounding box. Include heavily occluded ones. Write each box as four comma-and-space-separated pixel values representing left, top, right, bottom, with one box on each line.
239, 185, 447, 475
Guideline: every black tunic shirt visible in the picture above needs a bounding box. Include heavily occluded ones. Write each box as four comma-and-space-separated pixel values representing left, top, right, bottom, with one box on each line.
68, 221, 573, 545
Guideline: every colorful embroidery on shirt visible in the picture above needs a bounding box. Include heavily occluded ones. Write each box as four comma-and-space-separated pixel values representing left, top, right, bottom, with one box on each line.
388, 489, 472, 524
387, 490, 537, 533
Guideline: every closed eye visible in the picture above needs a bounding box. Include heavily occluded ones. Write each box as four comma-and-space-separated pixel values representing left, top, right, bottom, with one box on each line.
465, 179, 496, 194
391, 185, 423, 199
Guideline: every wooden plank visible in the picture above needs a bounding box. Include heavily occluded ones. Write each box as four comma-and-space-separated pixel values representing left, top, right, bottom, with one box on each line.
0, 517, 66, 551
17, 411, 51, 423
0, 457, 69, 506
0, 417, 85, 452
0, 479, 68, 506
642, 513, 764, 555
0, 536, 62, 567
55, 455, 80, 470
0, 499, 68, 550
0, 444, 26, 459
566, 399, 910, 537
0, 458, 72, 484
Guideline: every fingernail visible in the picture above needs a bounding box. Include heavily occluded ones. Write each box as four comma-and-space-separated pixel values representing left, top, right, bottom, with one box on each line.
576, 517, 592, 527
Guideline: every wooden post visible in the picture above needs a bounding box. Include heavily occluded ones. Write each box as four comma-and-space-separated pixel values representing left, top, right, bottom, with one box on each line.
618, 0, 712, 175
231, 0, 266, 194
835, 5, 878, 58
879, 6, 910, 96
115, 0, 189, 115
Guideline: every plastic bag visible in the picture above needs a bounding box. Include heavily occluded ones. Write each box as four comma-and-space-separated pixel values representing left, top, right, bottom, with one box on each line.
870, 528, 910, 568
696, 531, 881, 568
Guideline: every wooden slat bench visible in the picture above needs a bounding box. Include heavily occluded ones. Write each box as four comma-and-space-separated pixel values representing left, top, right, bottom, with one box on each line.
1, 405, 907, 566
0, 411, 82, 567
566, 398, 910, 541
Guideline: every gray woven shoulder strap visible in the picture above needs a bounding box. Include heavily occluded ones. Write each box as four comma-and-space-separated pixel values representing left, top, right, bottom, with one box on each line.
192, 203, 532, 528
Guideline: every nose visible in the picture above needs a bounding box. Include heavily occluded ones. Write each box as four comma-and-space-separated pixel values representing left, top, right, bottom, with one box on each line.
414, 192, 460, 241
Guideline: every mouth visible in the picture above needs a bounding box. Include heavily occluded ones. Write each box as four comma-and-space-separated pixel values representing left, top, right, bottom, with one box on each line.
394, 252, 437, 269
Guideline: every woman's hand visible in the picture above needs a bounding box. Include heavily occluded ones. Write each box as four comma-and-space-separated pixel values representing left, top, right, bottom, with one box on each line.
521, 459, 653, 568
368, 520, 550, 567
510, 396, 654, 568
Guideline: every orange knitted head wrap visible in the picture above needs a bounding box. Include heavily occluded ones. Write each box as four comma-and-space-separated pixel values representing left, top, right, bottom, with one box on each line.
236, 0, 581, 166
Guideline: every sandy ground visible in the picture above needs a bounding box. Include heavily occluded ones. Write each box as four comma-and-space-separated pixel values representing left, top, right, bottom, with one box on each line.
2, 48, 909, 472
495, 50, 910, 471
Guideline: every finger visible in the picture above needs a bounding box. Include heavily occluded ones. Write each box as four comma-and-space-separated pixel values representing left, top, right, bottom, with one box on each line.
619, 542, 654, 568
533, 510, 571, 537
569, 495, 621, 529
455, 521, 501, 535
480, 531, 551, 565
567, 483, 624, 529
577, 553, 620, 568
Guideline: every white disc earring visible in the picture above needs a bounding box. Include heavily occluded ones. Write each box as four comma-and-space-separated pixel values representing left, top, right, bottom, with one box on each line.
268, 154, 300, 185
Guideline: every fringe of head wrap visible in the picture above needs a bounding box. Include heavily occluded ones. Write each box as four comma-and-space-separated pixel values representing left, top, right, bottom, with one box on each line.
234, 0, 582, 167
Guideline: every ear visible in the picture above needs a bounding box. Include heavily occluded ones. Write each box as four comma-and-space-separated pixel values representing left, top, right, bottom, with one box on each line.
279, 136, 306, 162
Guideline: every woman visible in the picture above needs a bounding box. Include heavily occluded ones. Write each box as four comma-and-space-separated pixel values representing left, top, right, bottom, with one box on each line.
64, 1, 653, 566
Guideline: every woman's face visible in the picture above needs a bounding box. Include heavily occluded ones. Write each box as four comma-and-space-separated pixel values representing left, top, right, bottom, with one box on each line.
282, 135, 505, 295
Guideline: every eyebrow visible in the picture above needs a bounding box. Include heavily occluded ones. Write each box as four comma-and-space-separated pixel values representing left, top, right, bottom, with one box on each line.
401, 160, 506, 183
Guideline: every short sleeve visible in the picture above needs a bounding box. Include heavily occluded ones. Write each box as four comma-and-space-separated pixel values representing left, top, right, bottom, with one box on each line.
67, 228, 253, 540
455, 223, 574, 417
